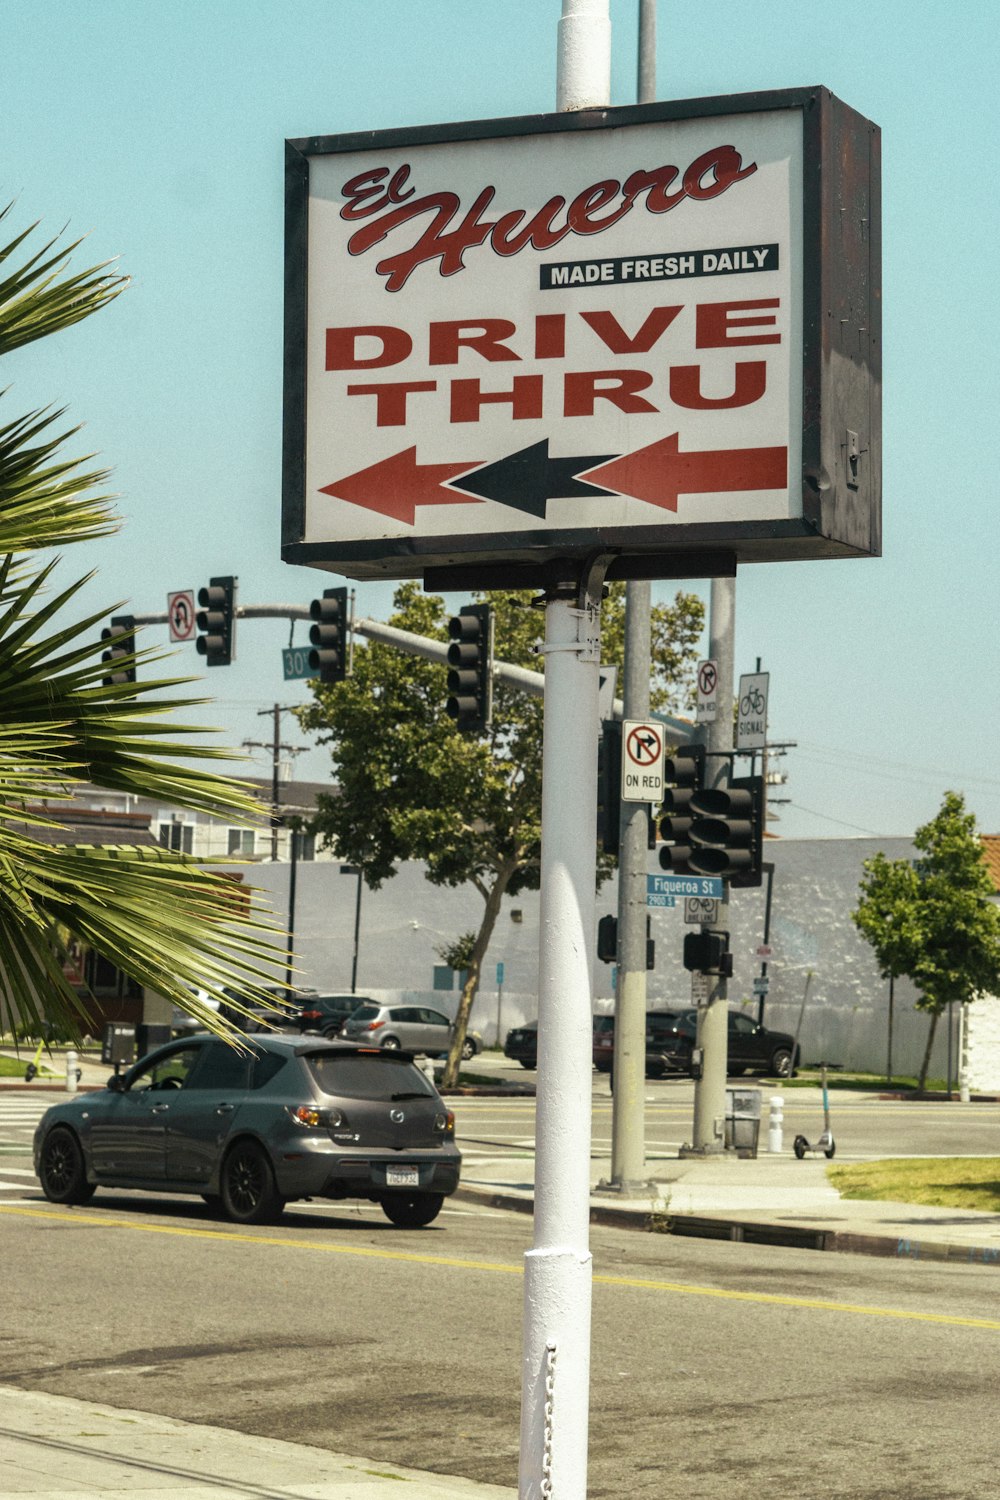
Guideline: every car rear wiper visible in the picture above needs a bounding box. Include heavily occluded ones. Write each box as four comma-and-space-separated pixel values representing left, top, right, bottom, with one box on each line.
390, 1091, 431, 1101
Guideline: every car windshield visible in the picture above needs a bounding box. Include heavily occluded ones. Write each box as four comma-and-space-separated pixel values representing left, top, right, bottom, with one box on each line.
304, 1051, 437, 1100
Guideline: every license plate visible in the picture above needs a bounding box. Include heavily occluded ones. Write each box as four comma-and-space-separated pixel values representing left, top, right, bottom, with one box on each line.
386, 1166, 419, 1187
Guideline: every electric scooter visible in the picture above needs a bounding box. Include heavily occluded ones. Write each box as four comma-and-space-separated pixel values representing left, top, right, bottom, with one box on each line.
793, 1059, 837, 1159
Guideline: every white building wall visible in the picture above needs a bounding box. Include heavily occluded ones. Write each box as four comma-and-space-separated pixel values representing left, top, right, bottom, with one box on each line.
965, 995, 1000, 1092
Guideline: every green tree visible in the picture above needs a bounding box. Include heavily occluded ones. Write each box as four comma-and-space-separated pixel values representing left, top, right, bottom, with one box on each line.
298, 581, 703, 1085
853, 792, 1000, 1093
0, 204, 282, 1040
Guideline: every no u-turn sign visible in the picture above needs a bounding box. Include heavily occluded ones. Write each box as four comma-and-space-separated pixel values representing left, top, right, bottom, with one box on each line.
621, 720, 664, 802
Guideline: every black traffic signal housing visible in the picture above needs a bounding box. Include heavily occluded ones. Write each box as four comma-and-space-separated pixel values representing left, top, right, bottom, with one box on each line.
658, 742, 706, 875
687, 775, 765, 888
308, 586, 349, 683
683, 929, 733, 977
597, 720, 622, 857
597, 914, 617, 963
446, 602, 493, 733
100, 615, 136, 687
196, 576, 237, 667
597, 913, 655, 969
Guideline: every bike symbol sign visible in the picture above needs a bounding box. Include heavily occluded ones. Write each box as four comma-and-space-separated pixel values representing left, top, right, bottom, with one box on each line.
736, 671, 769, 749
622, 720, 664, 803
696, 658, 718, 723
167, 590, 196, 643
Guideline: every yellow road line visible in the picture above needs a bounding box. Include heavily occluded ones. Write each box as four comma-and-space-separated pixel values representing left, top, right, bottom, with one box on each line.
3, 1203, 998, 1331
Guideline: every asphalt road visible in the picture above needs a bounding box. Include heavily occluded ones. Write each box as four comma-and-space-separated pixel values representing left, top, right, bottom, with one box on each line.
2, 1084, 999, 1499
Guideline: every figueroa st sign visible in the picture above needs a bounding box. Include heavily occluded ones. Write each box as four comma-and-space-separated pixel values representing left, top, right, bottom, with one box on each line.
283, 87, 880, 585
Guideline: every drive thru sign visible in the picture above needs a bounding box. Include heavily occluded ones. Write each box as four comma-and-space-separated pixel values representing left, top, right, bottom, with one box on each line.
283, 88, 880, 583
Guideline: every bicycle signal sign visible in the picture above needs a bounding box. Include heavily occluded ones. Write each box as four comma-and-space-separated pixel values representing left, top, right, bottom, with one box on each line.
736, 672, 769, 749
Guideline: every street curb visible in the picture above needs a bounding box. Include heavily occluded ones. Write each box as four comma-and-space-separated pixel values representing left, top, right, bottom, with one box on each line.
451, 1184, 1000, 1267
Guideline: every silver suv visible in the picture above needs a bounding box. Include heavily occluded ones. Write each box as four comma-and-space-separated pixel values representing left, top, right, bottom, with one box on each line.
341, 1002, 481, 1060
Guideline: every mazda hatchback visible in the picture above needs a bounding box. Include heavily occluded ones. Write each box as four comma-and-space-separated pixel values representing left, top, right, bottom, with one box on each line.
34, 1034, 461, 1228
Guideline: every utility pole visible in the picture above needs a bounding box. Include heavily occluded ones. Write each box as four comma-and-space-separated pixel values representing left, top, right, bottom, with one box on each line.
605, 0, 658, 1192
243, 704, 304, 860
689, 576, 734, 1153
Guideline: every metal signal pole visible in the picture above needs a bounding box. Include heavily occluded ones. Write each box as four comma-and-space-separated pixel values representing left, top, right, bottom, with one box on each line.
606, 0, 658, 1193
690, 576, 734, 1151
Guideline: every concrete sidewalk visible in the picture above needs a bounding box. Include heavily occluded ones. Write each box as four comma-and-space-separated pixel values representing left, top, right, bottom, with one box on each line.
456, 1149, 1000, 1266
0, 1385, 516, 1498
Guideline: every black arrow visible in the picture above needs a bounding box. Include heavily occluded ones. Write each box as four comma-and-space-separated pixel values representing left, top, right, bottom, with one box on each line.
450, 440, 618, 518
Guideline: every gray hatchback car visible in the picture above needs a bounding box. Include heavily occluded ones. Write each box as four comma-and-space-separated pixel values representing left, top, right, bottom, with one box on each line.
34, 1034, 461, 1228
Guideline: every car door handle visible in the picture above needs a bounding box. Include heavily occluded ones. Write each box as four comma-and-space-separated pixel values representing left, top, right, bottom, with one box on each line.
215, 1104, 235, 1116
151, 1103, 171, 1114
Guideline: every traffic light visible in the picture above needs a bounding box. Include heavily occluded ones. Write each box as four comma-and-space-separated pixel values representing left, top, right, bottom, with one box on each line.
597, 720, 622, 857
688, 775, 765, 888
100, 615, 136, 687
683, 930, 733, 976
308, 586, 349, 683
195, 576, 237, 667
657, 742, 705, 874
445, 602, 493, 733
597, 914, 618, 963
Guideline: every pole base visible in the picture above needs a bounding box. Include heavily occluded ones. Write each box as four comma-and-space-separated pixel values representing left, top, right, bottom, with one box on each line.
593, 1177, 661, 1198
678, 1142, 726, 1159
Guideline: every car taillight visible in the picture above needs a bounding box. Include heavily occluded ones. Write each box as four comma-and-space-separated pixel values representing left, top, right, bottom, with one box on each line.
434, 1110, 455, 1134
365, 1019, 385, 1032
287, 1104, 345, 1129
301, 1009, 322, 1021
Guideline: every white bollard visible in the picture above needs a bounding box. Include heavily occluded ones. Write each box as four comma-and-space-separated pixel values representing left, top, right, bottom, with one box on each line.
767, 1093, 784, 1153
65, 1049, 79, 1094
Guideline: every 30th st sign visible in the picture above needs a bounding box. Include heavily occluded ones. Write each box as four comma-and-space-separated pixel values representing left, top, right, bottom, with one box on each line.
283, 88, 880, 582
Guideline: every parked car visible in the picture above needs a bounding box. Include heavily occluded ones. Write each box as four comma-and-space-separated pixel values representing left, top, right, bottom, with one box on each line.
598, 1011, 693, 1080
507, 1016, 620, 1073
340, 1002, 482, 1060
34, 1033, 461, 1227
504, 1020, 538, 1069
675, 1008, 799, 1078
293, 993, 370, 1037
171, 985, 299, 1037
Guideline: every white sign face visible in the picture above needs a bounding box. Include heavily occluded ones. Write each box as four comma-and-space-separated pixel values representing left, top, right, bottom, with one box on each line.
287, 100, 818, 579
696, 658, 719, 722
167, 590, 196, 643
684, 895, 720, 925
691, 971, 711, 1006
736, 671, 769, 749
622, 720, 664, 802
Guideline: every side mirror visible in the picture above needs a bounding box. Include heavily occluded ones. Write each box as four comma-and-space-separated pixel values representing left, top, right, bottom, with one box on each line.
107, 1072, 126, 1092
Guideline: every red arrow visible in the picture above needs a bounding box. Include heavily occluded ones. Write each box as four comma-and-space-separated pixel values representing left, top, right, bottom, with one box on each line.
582, 433, 787, 513
319, 447, 482, 525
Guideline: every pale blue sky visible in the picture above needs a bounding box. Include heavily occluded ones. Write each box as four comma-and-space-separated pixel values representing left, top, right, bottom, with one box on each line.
5, 0, 998, 839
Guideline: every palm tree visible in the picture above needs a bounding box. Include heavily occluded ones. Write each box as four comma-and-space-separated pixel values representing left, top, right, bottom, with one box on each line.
0, 203, 283, 1039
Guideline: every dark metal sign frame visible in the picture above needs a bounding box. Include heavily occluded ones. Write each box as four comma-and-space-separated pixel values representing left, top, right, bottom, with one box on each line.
283, 86, 880, 587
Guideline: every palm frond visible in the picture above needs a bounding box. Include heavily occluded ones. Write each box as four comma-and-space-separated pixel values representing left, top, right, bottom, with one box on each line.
0, 204, 127, 356
0, 401, 118, 551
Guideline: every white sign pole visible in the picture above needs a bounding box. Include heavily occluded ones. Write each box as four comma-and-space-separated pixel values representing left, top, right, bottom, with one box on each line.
519, 10, 609, 1499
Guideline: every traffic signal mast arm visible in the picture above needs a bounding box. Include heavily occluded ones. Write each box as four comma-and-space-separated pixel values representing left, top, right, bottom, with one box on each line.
127, 601, 697, 739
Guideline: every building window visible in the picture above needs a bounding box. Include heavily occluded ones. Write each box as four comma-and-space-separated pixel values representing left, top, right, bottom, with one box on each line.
298, 832, 316, 862
228, 828, 256, 857
159, 822, 193, 853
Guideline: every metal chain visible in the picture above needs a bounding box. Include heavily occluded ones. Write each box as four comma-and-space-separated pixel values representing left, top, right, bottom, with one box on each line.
541, 1338, 557, 1498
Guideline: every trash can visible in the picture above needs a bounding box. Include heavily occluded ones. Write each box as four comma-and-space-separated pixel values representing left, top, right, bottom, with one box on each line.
725, 1087, 762, 1157
101, 1023, 136, 1068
